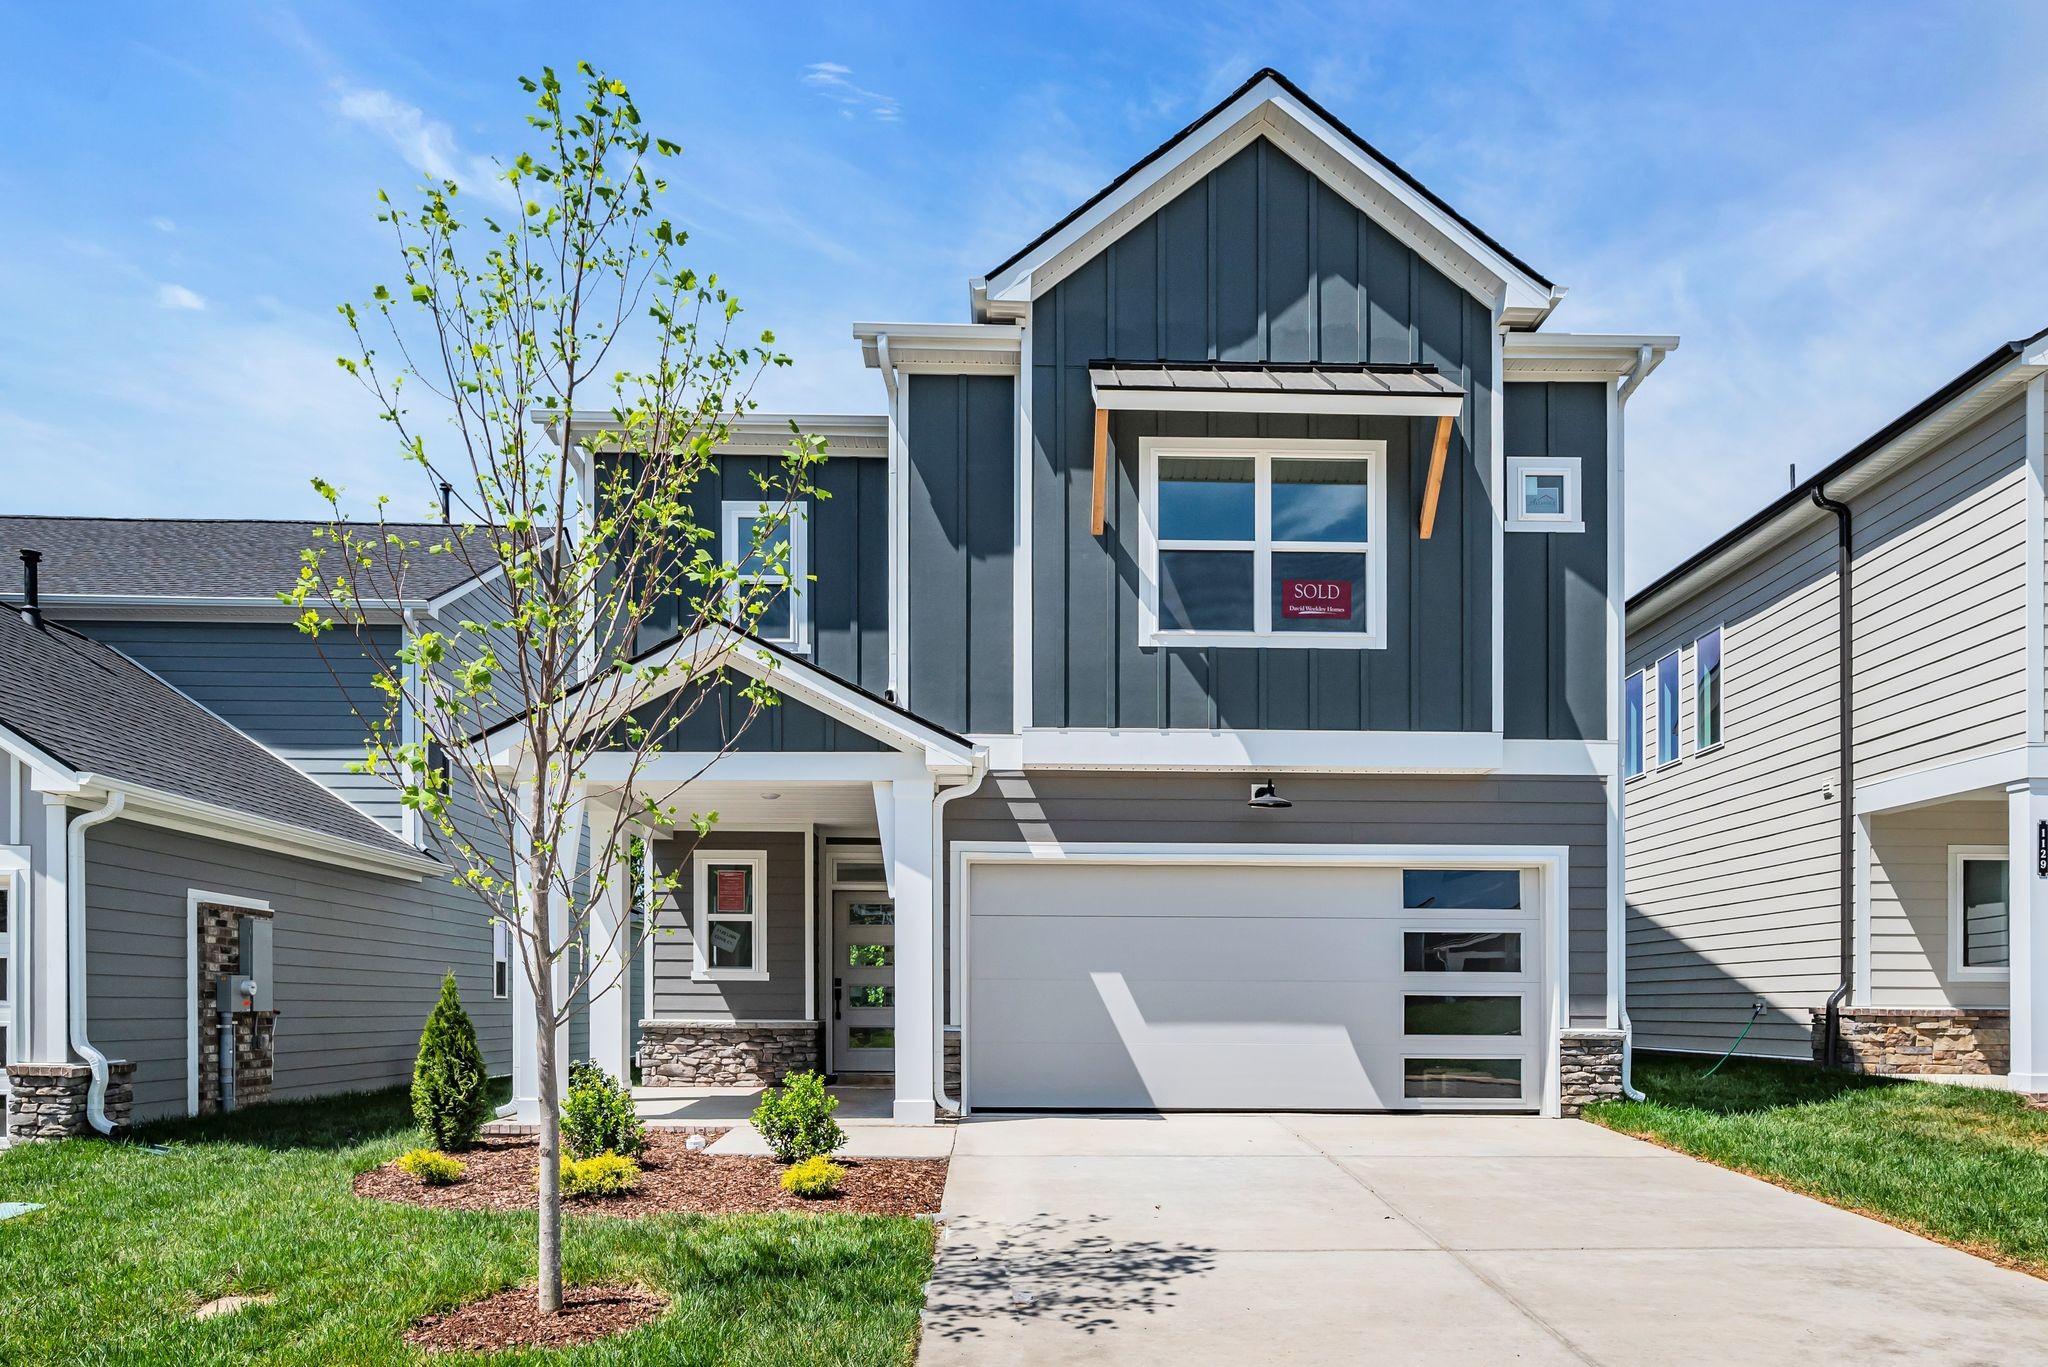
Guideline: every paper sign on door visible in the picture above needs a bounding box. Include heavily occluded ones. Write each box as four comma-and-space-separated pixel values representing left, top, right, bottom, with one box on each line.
1281, 579, 1351, 619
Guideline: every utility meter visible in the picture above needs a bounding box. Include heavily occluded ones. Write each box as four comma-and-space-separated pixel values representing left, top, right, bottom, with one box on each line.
216, 976, 260, 1014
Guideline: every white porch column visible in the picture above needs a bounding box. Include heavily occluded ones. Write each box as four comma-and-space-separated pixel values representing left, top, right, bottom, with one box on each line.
506, 793, 579, 1124
2008, 780, 2048, 1093
23, 793, 71, 1064
888, 776, 938, 1124
586, 816, 633, 1084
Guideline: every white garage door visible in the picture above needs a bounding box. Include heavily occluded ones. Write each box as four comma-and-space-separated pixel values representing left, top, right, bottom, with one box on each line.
965, 858, 1547, 1112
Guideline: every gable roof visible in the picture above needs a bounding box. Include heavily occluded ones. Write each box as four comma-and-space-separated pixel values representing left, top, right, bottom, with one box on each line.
0, 516, 489, 607
980, 68, 1559, 326
0, 606, 435, 874
1629, 323, 2048, 625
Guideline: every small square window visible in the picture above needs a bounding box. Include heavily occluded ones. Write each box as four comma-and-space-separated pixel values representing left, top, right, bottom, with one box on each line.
1506, 457, 1584, 533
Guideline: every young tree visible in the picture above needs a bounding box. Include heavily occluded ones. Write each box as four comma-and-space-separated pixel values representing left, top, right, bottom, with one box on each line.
283, 63, 821, 1313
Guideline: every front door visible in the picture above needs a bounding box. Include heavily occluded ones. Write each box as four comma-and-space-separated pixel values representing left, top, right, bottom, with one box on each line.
834, 888, 896, 1074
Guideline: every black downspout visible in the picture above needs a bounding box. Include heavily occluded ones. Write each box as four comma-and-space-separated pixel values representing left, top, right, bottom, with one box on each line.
1810, 484, 1854, 1069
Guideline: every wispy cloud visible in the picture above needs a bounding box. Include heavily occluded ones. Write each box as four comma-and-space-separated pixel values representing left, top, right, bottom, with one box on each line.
332, 82, 517, 207
802, 63, 900, 121
150, 215, 176, 234
155, 282, 206, 310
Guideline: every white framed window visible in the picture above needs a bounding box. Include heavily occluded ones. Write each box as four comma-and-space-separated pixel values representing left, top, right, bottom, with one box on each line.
721, 500, 810, 651
1622, 671, 1646, 779
1505, 456, 1583, 533
1655, 651, 1681, 766
1138, 436, 1387, 650
692, 849, 769, 982
1694, 627, 1724, 752
492, 917, 510, 999
1947, 846, 2010, 982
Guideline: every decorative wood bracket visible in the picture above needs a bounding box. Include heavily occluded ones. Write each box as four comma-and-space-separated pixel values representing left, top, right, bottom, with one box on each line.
1418, 414, 1454, 539
1090, 407, 1111, 536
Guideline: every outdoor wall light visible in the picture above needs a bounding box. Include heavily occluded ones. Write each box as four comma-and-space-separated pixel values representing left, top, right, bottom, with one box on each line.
1247, 780, 1292, 810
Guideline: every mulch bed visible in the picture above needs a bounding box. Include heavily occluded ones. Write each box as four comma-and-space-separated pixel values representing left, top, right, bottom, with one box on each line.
356, 1131, 949, 1218
405, 1283, 668, 1353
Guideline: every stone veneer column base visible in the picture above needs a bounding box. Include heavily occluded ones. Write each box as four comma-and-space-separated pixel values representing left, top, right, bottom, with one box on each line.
942, 1028, 963, 1111
1812, 1006, 2011, 1076
6, 1061, 137, 1141
1557, 1030, 1626, 1117
637, 1021, 821, 1086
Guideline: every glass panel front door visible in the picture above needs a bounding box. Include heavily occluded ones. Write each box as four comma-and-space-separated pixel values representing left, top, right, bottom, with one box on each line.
835, 889, 894, 1073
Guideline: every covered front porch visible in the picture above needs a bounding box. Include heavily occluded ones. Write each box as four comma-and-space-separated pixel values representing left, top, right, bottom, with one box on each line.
496, 633, 983, 1127
1846, 758, 2048, 1090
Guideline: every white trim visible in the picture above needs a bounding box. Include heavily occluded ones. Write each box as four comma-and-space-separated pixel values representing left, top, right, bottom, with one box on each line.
1010, 728, 1611, 775
803, 825, 817, 1023
2026, 374, 2045, 748
184, 889, 271, 1117
1502, 333, 1681, 383
1013, 307, 1036, 734
1854, 746, 2033, 816
950, 840, 1571, 1118
1504, 456, 1584, 534
1094, 385, 1462, 419
1491, 323, 1507, 736
853, 322, 1023, 374
721, 499, 811, 654
491, 914, 511, 1000
691, 849, 770, 983
1853, 815, 1874, 1005
1948, 844, 2012, 983
0, 848, 25, 1102
1621, 670, 1646, 780
66, 777, 437, 880
1136, 436, 1388, 651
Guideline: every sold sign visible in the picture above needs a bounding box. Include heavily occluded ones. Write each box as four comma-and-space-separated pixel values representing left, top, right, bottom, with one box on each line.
1281, 579, 1351, 619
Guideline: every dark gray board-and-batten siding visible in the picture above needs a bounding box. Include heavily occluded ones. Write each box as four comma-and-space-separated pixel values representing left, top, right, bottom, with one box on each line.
1030, 135, 1495, 733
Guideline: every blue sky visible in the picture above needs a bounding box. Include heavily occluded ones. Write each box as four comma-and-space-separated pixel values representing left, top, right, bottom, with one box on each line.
3, 3, 2046, 588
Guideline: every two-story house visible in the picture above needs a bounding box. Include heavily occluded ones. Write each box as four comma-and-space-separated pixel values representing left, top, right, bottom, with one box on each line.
1625, 326, 2048, 1093
508, 69, 1675, 1123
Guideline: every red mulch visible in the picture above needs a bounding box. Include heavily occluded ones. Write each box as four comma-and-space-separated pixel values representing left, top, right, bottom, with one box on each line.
405, 1283, 667, 1354
355, 1131, 949, 1218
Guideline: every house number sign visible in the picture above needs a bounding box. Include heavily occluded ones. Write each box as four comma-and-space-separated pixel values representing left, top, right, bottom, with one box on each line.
2037, 820, 2046, 879
1281, 579, 1351, 620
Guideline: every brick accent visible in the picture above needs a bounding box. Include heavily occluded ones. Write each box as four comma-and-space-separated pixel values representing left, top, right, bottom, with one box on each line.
943, 1028, 962, 1109
637, 1021, 820, 1086
6, 1060, 136, 1140
197, 901, 277, 1114
1812, 1006, 2011, 1076
1558, 1030, 1626, 1117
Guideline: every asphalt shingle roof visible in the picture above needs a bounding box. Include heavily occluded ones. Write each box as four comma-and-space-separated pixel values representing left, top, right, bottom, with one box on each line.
0, 605, 427, 864
0, 517, 487, 603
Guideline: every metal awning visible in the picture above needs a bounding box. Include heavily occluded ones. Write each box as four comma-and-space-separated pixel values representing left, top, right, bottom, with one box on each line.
1088, 361, 1465, 418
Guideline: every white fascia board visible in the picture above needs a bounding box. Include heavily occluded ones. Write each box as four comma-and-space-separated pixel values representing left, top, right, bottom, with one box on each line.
1092, 386, 1463, 419
1503, 334, 1681, 384
1853, 747, 2029, 816
66, 774, 440, 880
1018, 728, 1506, 772
23, 595, 415, 623
853, 323, 1024, 374
0, 722, 81, 791
580, 750, 930, 785
552, 410, 888, 454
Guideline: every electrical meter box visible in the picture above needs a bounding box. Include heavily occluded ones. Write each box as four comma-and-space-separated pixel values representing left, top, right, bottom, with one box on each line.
213, 916, 274, 1014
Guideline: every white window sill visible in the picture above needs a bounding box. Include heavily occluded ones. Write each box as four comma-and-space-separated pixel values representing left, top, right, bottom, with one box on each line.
1693, 742, 1724, 758
1141, 629, 1387, 651
1948, 968, 2011, 984
1506, 520, 1586, 534
692, 968, 771, 983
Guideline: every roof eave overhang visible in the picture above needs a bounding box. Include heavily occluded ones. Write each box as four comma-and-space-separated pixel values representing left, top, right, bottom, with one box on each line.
1630, 341, 2047, 629
540, 410, 889, 458
1089, 386, 1464, 419
853, 323, 1024, 374
1502, 333, 1681, 384
981, 75, 1557, 325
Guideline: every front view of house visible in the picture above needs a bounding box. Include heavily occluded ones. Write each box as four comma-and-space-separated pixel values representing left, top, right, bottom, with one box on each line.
508, 69, 1676, 1123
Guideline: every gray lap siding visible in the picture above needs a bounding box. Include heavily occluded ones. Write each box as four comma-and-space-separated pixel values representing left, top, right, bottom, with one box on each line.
82, 818, 508, 1121
646, 830, 809, 1022
941, 771, 1611, 1027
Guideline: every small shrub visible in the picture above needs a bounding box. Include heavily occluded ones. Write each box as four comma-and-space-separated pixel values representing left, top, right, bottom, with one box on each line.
397, 1148, 466, 1186
561, 1152, 641, 1197
412, 972, 491, 1151
751, 1069, 846, 1164
562, 1061, 646, 1161
779, 1155, 845, 1199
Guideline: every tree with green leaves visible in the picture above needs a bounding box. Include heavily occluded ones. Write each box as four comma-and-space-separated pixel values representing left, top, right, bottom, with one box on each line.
282, 63, 821, 1314
413, 971, 491, 1151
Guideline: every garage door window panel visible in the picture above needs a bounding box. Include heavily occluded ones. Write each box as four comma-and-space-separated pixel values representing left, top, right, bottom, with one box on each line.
1404, 1057, 1523, 1100
1403, 994, 1524, 1036
1402, 869, 1521, 910
1403, 930, 1522, 974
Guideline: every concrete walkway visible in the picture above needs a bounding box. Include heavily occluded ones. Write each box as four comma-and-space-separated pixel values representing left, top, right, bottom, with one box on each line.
921, 1112, 2048, 1365
631, 1085, 956, 1158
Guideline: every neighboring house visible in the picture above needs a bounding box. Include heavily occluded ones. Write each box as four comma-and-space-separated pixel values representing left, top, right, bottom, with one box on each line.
0, 517, 516, 1138
487, 68, 1675, 1124
1624, 327, 2048, 1093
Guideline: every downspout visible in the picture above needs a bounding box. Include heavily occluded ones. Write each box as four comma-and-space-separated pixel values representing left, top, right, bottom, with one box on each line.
1810, 481, 1855, 1069
1615, 346, 1654, 1101
67, 791, 127, 1134
930, 758, 989, 1115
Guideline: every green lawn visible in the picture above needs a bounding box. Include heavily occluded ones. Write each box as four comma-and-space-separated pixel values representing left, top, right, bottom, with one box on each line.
0, 1084, 934, 1365
1586, 1053, 2048, 1275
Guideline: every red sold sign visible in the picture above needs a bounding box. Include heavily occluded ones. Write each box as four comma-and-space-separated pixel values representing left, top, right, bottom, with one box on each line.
1281, 579, 1351, 619
715, 868, 749, 912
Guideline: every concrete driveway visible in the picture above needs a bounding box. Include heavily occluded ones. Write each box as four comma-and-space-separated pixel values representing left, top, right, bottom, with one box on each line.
921, 1112, 2048, 1365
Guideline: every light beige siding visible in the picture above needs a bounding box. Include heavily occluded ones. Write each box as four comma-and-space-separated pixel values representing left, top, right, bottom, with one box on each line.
1866, 800, 2008, 1009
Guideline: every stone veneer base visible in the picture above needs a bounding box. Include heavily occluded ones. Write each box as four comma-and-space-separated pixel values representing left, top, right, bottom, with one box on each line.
637, 1021, 821, 1086
1558, 1030, 1626, 1117
6, 1060, 137, 1141
1813, 1006, 2011, 1076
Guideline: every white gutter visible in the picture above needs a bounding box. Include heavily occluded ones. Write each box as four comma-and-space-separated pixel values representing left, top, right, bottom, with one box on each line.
66, 791, 126, 1134
1614, 343, 1654, 1102
930, 756, 990, 1115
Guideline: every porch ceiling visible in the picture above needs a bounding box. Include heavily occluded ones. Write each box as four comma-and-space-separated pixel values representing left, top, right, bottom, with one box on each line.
588, 778, 879, 832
